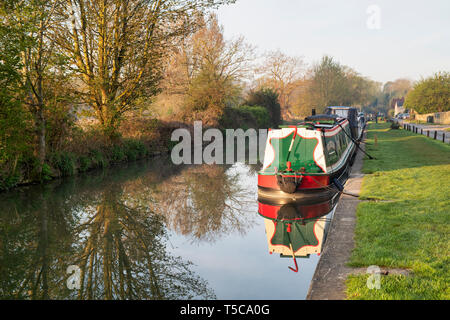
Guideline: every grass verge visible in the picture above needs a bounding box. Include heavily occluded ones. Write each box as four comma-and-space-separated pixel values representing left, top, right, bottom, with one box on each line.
346, 122, 450, 300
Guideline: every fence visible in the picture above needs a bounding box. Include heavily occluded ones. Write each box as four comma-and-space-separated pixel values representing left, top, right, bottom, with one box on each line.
403, 123, 449, 144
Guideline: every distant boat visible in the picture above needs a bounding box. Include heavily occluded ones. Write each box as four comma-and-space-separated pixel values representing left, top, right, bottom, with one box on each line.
258, 106, 364, 202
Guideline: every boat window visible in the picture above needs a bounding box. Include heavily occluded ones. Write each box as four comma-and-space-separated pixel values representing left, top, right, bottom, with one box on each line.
331, 109, 349, 118
326, 140, 336, 155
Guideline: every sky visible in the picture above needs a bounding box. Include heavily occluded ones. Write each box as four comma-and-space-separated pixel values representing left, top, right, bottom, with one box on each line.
215, 0, 450, 84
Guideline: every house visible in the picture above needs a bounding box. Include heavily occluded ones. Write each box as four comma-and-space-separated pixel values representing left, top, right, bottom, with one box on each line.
393, 97, 405, 116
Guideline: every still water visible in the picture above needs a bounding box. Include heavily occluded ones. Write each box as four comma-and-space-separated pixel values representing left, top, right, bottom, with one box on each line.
0, 157, 335, 300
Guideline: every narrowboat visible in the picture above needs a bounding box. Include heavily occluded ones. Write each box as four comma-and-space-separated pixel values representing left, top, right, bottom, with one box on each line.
258, 107, 364, 203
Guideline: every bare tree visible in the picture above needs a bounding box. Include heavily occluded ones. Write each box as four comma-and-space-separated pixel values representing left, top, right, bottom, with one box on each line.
256, 50, 305, 118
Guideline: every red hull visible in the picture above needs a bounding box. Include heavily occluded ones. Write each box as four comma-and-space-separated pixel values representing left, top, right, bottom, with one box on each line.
258, 174, 330, 191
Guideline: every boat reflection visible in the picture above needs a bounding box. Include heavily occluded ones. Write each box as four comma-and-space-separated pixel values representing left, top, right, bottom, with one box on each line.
258, 194, 339, 272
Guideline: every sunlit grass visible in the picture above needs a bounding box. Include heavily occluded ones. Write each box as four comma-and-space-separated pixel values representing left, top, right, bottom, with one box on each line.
346, 123, 450, 300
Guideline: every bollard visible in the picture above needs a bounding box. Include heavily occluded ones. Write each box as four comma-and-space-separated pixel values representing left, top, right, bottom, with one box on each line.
421, 129, 423, 135
434, 131, 437, 140
443, 133, 445, 143
427, 130, 430, 137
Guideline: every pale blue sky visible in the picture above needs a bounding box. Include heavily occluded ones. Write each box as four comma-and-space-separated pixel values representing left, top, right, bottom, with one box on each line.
215, 0, 450, 83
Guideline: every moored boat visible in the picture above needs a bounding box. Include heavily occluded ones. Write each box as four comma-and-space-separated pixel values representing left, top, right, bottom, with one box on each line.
258, 107, 363, 201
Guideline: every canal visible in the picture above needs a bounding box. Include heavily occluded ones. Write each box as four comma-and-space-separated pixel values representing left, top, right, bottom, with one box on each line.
0, 156, 337, 300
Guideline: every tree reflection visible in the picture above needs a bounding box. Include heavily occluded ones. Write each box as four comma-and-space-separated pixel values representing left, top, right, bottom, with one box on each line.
0, 169, 216, 299
151, 164, 256, 243
1, 159, 258, 299
72, 184, 215, 300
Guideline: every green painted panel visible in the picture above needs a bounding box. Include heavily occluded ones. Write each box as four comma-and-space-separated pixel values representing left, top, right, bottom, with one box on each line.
263, 133, 322, 173
271, 221, 319, 252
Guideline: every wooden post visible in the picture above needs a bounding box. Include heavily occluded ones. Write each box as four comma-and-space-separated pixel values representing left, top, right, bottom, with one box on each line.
427, 130, 430, 137
434, 131, 437, 140
443, 133, 445, 143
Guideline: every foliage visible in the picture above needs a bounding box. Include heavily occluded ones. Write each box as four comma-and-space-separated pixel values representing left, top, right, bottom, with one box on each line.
53, 1, 235, 136
0, 18, 33, 188
220, 105, 270, 129
405, 71, 450, 114
156, 14, 254, 126
237, 105, 271, 128
245, 88, 281, 127
49, 151, 76, 177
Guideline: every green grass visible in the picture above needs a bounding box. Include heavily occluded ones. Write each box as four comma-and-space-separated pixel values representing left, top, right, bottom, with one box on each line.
346, 123, 450, 300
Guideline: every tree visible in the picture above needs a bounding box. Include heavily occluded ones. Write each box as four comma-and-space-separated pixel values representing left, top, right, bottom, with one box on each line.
307, 55, 348, 112
156, 14, 254, 126
54, 0, 235, 137
1, 0, 63, 175
405, 72, 450, 114
0, 17, 32, 186
290, 56, 382, 117
255, 50, 305, 118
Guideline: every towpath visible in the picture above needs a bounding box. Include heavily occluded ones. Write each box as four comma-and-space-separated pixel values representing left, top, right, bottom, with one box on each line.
306, 135, 365, 300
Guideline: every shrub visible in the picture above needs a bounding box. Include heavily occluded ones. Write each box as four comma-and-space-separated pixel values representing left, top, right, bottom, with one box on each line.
49, 152, 75, 176
405, 71, 450, 114
111, 145, 126, 162
122, 139, 148, 161
238, 105, 271, 128
219, 106, 257, 129
90, 149, 107, 168
245, 88, 281, 127
78, 155, 92, 172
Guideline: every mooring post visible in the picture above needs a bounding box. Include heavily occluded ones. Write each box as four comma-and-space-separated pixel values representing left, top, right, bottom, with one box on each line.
434, 131, 438, 140
443, 133, 445, 143
427, 130, 430, 137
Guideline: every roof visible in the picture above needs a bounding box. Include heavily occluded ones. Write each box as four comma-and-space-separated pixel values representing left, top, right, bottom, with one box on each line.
392, 97, 405, 108
326, 106, 357, 110
304, 114, 342, 122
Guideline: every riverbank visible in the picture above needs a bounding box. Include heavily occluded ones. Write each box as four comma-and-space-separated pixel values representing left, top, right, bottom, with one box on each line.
346, 122, 450, 299
0, 119, 180, 191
